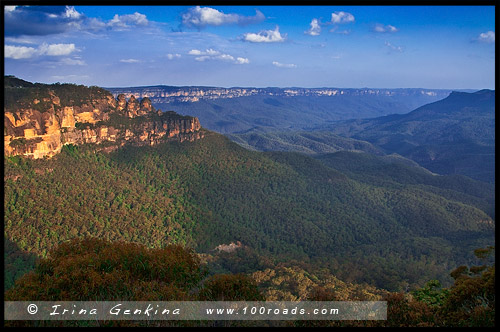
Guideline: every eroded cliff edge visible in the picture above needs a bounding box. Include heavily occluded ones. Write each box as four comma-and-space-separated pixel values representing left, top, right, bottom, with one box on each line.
4, 76, 204, 159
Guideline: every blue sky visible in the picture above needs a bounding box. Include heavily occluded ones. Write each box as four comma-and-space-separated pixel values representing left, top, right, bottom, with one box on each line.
3, 5, 495, 89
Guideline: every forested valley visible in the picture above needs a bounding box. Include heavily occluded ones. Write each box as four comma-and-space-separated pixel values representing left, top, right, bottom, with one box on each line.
4, 79, 494, 327
5, 133, 494, 292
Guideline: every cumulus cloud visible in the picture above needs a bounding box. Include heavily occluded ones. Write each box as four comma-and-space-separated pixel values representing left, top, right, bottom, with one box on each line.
182, 6, 265, 28
166, 53, 181, 60
217, 54, 235, 61
305, 18, 321, 36
272, 61, 297, 69
4, 5, 84, 36
187, 49, 249, 64
5, 45, 38, 59
5, 43, 77, 59
205, 49, 220, 56
188, 49, 203, 55
243, 26, 286, 43
63, 6, 82, 19
477, 31, 495, 43
235, 57, 250, 64
194, 56, 209, 62
39, 43, 76, 56
306, 12, 354, 36
5, 5, 151, 36
331, 11, 355, 24
373, 23, 399, 33
108, 12, 148, 30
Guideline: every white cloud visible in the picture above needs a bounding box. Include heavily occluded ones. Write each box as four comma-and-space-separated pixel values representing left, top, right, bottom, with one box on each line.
189, 49, 221, 56
39, 43, 76, 56
166, 53, 181, 60
183, 6, 237, 26
272, 61, 297, 68
108, 12, 148, 30
477, 31, 495, 43
188, 48, 249, 64
86, 17, 107, 31
331, 11, 355, 24
5, 6, 85, 37
305, 18, 321, 36
374, 23, 399, 33
5, 6, 154, 37
195, 56, 210, 62
236, 57, 250, 64
5, 45, 38, 59
243, 26, 286, 43
182, 6, 265, 28
217, 53, 235, 61
63, 6, 82, 19
206, 48, 220, 56
5, 43, 77, 59
119, 59, 141, 63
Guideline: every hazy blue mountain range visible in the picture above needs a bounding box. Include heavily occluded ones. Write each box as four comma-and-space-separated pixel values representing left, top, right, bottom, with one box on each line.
106, 86, 457, 134
312, 90, 495, 183
107, 85, 493, 183
227, 90, 495, 183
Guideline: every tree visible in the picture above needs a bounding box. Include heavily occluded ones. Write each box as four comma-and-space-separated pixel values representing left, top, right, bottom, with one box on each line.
439, 246, 495, 327
199, 274, 264, 301
5, 237, 265, 327
4, 237, 206, 302
411, 279, 449, 307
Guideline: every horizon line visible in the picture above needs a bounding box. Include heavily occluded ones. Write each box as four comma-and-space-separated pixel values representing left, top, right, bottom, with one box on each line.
5, 75, 492, 92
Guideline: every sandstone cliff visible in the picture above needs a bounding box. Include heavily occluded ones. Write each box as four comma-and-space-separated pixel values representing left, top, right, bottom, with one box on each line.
4, 77, 204, 159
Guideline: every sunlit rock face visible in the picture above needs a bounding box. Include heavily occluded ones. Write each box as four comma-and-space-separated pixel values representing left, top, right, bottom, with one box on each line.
4, 80, 204, 159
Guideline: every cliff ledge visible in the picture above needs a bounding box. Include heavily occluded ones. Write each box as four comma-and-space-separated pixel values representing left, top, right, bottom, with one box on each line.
4, 76, 204, 159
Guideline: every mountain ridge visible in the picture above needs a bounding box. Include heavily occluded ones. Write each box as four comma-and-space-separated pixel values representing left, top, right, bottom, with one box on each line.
312, 89, 495, 183
105, 85, 458, 134
4, 76, 204, 159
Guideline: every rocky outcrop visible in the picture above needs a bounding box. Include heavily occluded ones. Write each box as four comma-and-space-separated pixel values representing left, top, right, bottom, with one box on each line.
59, 113, 203, 148
214, 241, 243, 253
4, 79, 204, 159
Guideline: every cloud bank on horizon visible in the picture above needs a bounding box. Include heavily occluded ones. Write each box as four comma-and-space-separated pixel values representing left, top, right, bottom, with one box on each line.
3, 5, 495, 89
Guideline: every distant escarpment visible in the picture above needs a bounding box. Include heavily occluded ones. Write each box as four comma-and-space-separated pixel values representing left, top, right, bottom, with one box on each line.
4, 76, 204, 159
107, 85, 455, 135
